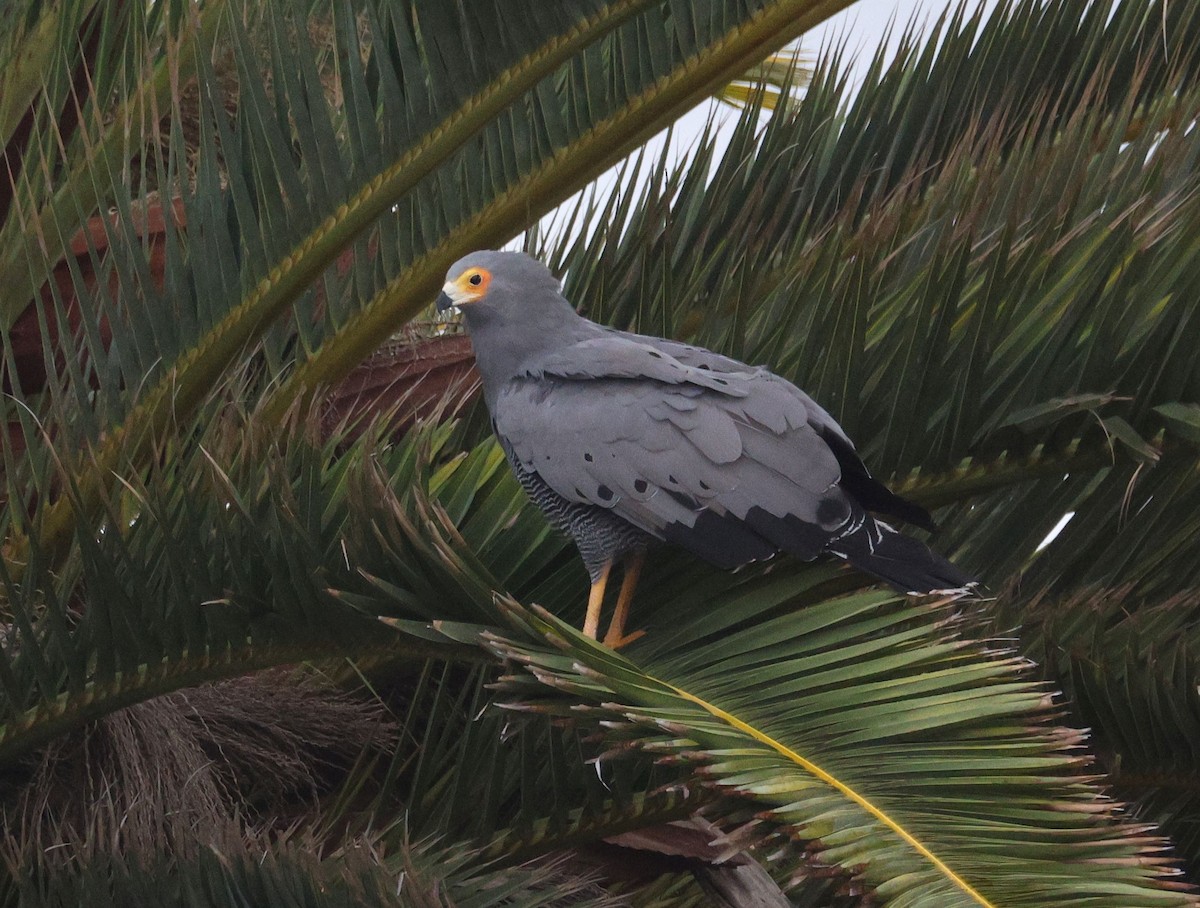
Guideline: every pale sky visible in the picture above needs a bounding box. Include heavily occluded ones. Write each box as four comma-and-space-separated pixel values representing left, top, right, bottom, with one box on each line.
670, 0, 1004, 167
807, 0, 1003, 78
538, 0, 1003, 244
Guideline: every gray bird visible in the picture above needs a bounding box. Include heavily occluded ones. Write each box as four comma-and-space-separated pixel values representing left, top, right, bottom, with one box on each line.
437, 251, 973, 647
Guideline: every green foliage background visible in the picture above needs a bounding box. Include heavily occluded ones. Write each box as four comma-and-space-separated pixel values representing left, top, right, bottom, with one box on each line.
2, 0, 1200, 904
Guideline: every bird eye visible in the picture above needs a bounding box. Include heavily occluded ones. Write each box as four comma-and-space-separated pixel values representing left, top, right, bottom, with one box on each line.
468, 273, 483, 286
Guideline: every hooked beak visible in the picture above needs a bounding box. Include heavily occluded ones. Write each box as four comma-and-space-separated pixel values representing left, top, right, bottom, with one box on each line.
436, 280, 468, 313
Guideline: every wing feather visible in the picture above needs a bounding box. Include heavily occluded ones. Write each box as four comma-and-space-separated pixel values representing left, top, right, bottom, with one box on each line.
495, 338, 855, 568
626, 331, 936, 531
522, 336, 750, 397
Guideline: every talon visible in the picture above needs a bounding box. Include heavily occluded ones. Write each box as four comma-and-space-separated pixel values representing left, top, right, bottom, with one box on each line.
583, 563, 611, 640
599, 552, 645, 646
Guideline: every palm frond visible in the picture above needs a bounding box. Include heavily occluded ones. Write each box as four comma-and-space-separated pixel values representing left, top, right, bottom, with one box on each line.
11, 835, 624, 908
489, 593, 1190, 906
0, 0, 224, 324
716, 49, 814, 110
0, 408, 479, 763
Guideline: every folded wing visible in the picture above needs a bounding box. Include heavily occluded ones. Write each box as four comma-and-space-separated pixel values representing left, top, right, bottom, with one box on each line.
496, 339, 866, 570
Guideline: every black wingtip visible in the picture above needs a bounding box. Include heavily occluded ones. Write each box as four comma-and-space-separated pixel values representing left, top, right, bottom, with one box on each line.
818, 430, 937, 532
875, 494, 938, 534
829, 521, 975, 594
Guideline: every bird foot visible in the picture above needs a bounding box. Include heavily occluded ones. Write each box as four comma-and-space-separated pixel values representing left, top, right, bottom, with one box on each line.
602, 627, 646, 649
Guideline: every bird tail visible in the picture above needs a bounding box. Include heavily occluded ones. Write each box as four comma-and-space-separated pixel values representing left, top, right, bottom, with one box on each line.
828, 518, 976, 595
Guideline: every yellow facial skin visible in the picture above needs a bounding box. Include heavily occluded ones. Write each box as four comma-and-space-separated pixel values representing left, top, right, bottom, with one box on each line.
440, 267, 492, 307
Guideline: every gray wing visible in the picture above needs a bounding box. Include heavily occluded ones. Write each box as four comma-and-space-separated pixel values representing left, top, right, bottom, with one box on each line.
612, 330, 935, 531
496, 340, 864, 569
606, 328, 855, 446
522, 335, 750, 396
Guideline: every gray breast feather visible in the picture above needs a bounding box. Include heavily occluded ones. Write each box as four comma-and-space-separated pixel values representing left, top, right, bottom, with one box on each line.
494, 366, 850, 560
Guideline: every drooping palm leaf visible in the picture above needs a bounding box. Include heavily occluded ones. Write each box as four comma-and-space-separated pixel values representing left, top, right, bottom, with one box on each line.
0, 0, 228, 328
488, 593, 1190, 906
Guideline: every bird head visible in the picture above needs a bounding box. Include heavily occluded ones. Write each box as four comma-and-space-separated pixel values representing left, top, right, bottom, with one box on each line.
436, 250, 564, 323
436, 250, 596, 397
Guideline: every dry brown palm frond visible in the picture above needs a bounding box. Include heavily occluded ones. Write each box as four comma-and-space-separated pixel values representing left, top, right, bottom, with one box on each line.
1, 671, 391, 869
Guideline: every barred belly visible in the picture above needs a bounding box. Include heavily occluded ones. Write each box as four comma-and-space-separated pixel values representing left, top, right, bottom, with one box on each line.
509, 456, 651, 581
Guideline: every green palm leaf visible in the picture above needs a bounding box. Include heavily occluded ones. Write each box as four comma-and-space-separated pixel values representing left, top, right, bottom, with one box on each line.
490, 593, 1188, 906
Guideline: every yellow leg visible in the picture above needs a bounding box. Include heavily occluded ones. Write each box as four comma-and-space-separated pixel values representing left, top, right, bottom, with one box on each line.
603, 552, 646, 649
583, 561, 611, 639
